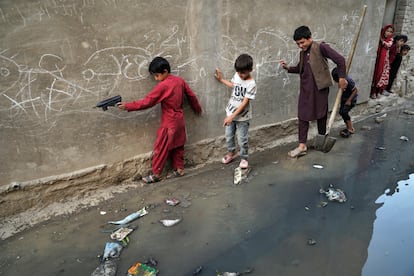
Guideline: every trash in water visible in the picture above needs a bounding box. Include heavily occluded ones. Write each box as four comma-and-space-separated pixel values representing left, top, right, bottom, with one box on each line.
360, 125, 372, 131
160, 218, 181, 227
304, 206, 310, 211
110, 227, 134, 242
165, 198, 180, 206
234, 167, 251, 185
100, 211, 107, 215
403, 109, 414, 115
127, 261, 158, 276
102, 242, 123, 260
318, 201, 328, 208
307, 239, 317, 246
319, 186, 347, 203
143, 257, 158, 267
313, 164, 324, 169
375, 146, 386, 150
375, 113, 387, 123
91, 259, 117, 276
216, 268, 253, 276
192, 266, 203, 275
400, 135, 409, 141
108, 207, 148, 225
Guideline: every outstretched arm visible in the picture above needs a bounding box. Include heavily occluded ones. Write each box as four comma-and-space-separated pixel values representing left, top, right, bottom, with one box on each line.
215, 68, 234, 88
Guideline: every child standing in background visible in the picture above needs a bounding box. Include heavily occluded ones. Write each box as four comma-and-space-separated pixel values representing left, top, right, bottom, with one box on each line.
118, 57, 202, 183
331, 68, 358, 138
214, 54, 257, 169
386, 35, 410, 94
370, 24, 394, 99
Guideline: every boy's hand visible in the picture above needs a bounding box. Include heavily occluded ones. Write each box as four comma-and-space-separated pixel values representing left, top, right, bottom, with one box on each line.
338, 78, 348, 89
223, 115, 233, 126
117, 102, 126, 110
214, 68, 223, 81
279, 60, 288, 70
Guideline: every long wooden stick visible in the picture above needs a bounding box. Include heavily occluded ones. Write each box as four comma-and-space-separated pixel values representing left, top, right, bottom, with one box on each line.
326, 5, 367, 135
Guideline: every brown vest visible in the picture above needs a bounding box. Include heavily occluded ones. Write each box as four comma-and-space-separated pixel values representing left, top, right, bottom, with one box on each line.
299, 42, 333, 90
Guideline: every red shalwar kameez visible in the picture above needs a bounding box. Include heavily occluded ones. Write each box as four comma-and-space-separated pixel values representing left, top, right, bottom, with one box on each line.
124, 75, 202, 175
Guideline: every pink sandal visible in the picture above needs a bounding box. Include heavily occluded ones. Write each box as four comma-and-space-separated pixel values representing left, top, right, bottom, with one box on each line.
222, 152, 239, 164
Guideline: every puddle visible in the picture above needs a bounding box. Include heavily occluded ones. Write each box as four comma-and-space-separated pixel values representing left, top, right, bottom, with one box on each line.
362, 173, 414, 276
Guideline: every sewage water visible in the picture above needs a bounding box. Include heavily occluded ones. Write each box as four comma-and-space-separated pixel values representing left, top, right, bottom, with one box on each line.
362, 173, 414, 276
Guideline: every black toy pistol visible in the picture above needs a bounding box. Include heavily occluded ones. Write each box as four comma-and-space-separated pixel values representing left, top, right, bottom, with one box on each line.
96, 95, 122, 111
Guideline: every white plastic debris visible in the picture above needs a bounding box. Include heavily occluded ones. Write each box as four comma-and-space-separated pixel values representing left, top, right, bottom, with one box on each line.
110, 227, 134, 241
319, 187, 347, 203
165, 198, 180, 206
403, 109, 414, 115
313, 164, 324, 169
400, 136, 409, 141
160, 219, 181, 227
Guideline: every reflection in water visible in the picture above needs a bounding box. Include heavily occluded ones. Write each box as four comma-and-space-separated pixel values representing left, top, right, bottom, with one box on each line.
362, 173, 414, 276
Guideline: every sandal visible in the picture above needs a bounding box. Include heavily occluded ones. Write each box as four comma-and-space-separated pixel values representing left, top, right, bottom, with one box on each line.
142, 174, 160, 184
173, 169, 185, 177
239, 159, 249, 169
288, 147, 307, 158
221, 152, 239, 164
340, 129, 354, 138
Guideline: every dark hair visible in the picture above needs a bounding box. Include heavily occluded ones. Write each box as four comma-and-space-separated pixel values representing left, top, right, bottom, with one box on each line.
149, 57, 171, 74
394, 34, 408, 43
331, 67, 339, 82
234, 54, 253, 72
401, 44, 411, 51
293, 26, 312, 41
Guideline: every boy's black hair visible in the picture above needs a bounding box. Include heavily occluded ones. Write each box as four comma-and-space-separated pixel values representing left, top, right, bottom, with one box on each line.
331, 67, 339, 82
394, 34, 408, 43
401, 44, 411, 51
293, 26, 312, 41
234, 54, 253, 72
149, 57, 171, 74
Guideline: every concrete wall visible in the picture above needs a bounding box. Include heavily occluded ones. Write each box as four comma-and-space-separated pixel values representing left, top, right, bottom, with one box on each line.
0, 1, 390, 214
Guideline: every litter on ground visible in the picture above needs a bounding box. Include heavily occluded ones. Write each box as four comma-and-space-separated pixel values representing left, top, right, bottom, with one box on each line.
234, 167, 251, 185
108, 207, 148, 225
319, 186, 347, 203
403, 109, 414, 115
160, 219, 181, 227
110, 227, 134, 242
165, 198, 180, 206
400, 135, 409, 141
127, 261, 158, 276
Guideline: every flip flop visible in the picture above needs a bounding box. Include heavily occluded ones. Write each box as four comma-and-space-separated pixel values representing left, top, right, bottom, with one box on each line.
142, 174, 160, 184
173, 170, 185, 177
340, 129, 354, 138
222, 152, 239, 164
288, 147, 307, 158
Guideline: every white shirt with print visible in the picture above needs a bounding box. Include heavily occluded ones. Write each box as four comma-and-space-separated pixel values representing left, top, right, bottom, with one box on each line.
225, 73, 256, 121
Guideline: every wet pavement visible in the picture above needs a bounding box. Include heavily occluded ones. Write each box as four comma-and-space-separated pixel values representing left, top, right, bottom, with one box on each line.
1, 96, 414, 276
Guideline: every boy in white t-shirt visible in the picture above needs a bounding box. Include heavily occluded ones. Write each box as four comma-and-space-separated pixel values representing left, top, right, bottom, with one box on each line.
214, 54, 256, 168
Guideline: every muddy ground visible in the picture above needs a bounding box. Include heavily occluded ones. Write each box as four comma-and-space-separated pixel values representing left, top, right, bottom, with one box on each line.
1, 95, 414, 276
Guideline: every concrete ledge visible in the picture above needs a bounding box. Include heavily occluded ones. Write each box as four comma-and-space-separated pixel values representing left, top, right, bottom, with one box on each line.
1, 92, 411, 220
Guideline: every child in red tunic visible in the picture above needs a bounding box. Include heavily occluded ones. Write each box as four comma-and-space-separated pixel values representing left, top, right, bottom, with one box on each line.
118, 57, 202, 183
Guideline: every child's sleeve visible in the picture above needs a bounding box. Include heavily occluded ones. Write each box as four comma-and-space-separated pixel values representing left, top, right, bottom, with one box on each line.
245, 81, 257, 100
124, 84, 164, 111
183, 82, 202, 115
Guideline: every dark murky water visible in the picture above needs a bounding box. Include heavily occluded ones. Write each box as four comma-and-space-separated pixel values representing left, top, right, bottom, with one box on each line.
362, 173, 414, 276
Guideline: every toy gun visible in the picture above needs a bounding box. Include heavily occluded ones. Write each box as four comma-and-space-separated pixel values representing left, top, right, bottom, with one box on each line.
96, 95, 122, 111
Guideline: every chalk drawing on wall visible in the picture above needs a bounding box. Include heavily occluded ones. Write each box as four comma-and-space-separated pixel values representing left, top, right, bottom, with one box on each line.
0, 24, 207, 130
